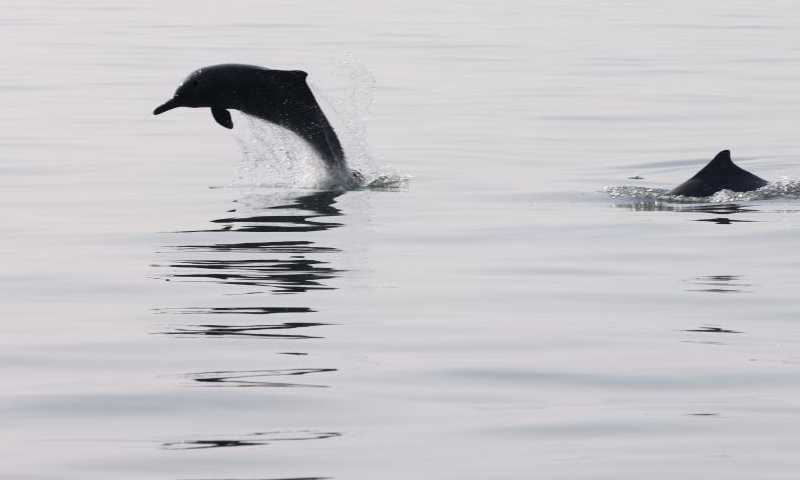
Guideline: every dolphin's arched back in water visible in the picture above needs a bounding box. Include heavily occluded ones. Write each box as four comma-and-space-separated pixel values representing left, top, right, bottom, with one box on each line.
154, 64, 358, 186
668, 150, 768, 197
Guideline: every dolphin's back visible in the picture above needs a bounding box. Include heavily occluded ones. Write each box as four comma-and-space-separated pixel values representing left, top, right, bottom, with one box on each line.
668, 150, 768, 197
225, 66, 346, 169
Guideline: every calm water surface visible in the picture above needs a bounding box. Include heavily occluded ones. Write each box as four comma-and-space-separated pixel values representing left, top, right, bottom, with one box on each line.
2, 1, 800, 479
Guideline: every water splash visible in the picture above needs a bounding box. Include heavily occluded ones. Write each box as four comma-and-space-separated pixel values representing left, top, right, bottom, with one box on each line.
230, 55, 407, 190
604, 177, 800, 203
363, 172, 412, 190
232, 114, 328, 189
313, 54, 408, 189
604, 185, 668, 200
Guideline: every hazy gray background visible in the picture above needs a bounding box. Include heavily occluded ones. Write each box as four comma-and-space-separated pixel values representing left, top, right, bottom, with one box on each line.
2, 1, 800, 479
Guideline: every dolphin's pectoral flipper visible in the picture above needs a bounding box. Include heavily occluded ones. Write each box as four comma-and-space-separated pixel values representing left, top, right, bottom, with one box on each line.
212, 107, 233, 129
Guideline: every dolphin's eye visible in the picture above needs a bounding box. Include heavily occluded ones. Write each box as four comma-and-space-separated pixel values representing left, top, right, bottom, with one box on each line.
192, 80, 199, 87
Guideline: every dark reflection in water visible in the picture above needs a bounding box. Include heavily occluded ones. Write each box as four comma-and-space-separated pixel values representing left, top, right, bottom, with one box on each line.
682, 325, 743, 334
694, 217, 755, 224
686, 275, 751, 293
163, 431, 341, 450
270, 190, 343, 216
180, 368, 337, 388
173, 241, 339, 254
154, 307, 314, 315
177, 191, 344, 234
159, 322, 329, 339
163, 257, 340, 294
205, 214, 341, 233
614, 201, 757, 214
154, 190, 346, 471
614, 201, 763, 225
680, 323, 759, 345
156, 191, 345, 294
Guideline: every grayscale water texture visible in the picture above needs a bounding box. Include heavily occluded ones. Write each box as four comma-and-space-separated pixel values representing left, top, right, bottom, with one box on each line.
2, 1, 800, 479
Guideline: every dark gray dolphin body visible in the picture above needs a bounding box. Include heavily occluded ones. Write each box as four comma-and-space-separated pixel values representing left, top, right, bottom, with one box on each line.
154, 64, 358, 185
668, 150, 768, 197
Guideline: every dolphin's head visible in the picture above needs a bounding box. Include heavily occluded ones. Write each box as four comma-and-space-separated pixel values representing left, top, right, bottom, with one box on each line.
153, 68, 227, 115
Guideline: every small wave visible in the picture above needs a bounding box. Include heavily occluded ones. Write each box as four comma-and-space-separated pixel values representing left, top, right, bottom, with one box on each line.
162, 430, 341, 450
604, 178, 800, 203
177, 368, 337, 388
362, 172, 412, 190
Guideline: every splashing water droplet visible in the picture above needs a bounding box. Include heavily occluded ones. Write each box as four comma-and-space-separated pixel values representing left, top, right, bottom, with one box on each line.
605, 178, 800, 203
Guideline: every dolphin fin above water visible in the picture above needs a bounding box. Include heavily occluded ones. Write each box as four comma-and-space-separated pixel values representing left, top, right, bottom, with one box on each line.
668, 150, 769, 197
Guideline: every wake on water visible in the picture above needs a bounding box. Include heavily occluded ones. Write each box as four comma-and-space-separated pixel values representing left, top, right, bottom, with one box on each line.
604, 178, 800, 203
229, 56, 408, 191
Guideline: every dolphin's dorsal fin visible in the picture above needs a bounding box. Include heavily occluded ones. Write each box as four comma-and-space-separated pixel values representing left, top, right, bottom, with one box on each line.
685, 149, 757, 182
668, 149, 769, 197
212, 107, 233, 129
693, 150, 734, 175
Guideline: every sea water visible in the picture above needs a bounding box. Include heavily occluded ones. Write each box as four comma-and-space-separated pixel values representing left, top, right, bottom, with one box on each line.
2, 1, 800, 479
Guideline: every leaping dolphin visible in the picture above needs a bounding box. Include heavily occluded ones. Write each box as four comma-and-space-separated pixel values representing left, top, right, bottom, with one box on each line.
153, 64, 358, 186
669, 150, 768, 197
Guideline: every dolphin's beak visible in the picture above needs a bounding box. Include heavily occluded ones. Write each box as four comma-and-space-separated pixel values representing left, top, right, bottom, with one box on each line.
153, 98, 179, 115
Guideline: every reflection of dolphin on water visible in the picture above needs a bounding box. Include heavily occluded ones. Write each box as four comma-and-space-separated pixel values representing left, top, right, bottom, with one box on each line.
669, 150, 769, 197
153, 64, 360, 187
158, 190, 346, 294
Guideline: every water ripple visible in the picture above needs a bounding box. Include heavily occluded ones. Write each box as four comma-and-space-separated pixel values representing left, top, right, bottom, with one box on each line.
157, 258, 341, 294
163, 431, 341, 450
153, 307, 314, 315
171, 241, 339, 254
158, 322, 329, 339
685, 275, 753, 293
178, 368, 337, 388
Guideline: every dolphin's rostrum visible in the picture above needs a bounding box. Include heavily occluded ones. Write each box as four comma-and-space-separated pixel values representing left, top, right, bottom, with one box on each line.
669, 150, 768, 197
154, 64, 359, 187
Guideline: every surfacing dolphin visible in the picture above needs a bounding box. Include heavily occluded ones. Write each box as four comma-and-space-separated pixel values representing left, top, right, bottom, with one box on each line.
669, 150, 768, 197
153, 63, 360, 187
